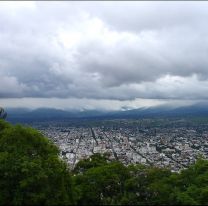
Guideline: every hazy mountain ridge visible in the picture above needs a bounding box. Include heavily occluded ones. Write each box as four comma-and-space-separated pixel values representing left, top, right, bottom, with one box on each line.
5, 103, 208, 123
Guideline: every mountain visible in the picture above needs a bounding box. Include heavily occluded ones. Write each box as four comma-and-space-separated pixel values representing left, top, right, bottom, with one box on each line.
5, 103, 208, 123
111, 103, 208, 118
5, 107, 108, 123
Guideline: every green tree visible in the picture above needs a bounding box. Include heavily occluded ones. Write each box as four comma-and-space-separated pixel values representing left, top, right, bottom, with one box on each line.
0, 107, 7, 120
0, 120, 74, 205
173, 158, 208, 205
73, 159, 130, 205
73, 153, 109, 174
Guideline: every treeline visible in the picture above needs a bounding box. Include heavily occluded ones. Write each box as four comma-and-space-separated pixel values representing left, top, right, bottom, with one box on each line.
0, 120, 208, 205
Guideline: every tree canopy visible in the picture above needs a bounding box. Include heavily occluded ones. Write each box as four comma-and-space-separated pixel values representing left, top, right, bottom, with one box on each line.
72, 151, 208, 205
0, 120, 74, 205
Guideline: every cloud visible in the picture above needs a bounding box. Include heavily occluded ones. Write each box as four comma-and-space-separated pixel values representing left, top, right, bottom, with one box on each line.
0, 74, 28, 98
0, 1, 208, 104
1, 97, 197, 111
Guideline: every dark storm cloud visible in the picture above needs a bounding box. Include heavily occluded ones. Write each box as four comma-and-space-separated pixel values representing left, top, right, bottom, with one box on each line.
1, 1, 208, 101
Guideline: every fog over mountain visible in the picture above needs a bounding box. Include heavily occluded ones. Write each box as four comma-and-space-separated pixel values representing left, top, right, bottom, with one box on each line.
6, 102, 208, 123
1, 2, 208, 110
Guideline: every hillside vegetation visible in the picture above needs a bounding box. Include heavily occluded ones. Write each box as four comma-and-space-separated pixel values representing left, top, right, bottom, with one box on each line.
0, 120, 208, 205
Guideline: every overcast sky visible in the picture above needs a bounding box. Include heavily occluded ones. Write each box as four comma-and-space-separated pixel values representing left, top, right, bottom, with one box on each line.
1, 1, 208, 110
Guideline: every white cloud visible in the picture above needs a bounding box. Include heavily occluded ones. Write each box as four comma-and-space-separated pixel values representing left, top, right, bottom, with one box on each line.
0, 75, 28, 97
1, 97, 195, 111
0, 1, 208, 109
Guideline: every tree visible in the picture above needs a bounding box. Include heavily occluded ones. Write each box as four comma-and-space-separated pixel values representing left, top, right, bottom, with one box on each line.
73, 153, 109, 174
73, 157, 130, 205
0, 107, 7, 120
0, 120, 74, 205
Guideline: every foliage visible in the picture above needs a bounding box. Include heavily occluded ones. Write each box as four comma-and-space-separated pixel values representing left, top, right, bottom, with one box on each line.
73, 153, 109, 174
72, 155, 208, 205
73, 161, 130, 205
0, 107, 7, 120
0, 120, 74, 205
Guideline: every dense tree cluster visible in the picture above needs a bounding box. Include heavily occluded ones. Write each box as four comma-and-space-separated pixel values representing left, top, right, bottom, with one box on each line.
0, 120, 74, 205
1, 120, 208, 205
73, 155, 208, 205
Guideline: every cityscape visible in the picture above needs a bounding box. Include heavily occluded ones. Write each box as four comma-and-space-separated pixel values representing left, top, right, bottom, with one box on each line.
31, 118, 208, 172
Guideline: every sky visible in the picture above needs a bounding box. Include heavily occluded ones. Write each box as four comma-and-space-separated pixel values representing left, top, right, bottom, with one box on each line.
1, 1, 208, 111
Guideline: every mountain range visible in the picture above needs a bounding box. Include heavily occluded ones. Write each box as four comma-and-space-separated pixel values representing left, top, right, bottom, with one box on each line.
5, 102, 208, 123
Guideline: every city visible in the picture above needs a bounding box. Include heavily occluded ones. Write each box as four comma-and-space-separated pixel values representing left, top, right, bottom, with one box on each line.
31, 118, 208, 173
